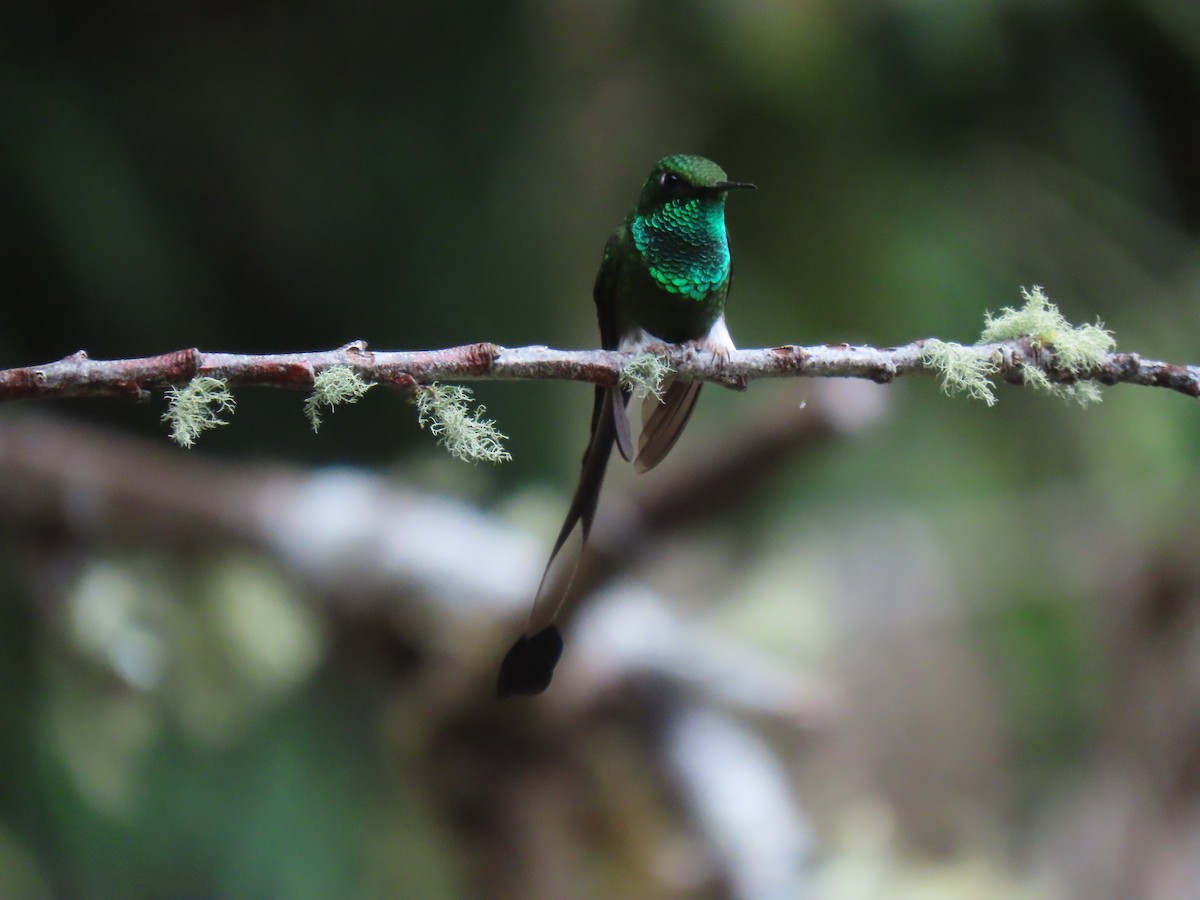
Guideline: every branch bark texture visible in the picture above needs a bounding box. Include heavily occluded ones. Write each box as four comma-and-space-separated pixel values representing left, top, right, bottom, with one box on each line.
2, 339, 1198, 402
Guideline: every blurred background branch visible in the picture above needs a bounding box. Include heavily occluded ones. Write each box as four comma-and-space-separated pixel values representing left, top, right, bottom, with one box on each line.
0, 385, 865, 897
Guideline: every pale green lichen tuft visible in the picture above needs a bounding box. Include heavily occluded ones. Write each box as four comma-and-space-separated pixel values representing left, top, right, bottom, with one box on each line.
162, 376, 236, 448
1019, 363, 1105, 408
1057, 380, 1105, 407
982, 286, 1115, 366
921, 340, 999, 406
415, 383, 511, 464
304, 365, 374, 432
620, 352, 673, 402
982, 286, 1115, 407
929, 286, 1116, 408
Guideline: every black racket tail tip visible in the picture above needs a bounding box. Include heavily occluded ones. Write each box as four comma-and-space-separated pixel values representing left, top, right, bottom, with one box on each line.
496, 626, 565, 699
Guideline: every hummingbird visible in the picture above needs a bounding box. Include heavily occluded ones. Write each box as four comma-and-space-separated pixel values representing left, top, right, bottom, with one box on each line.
496, 154, 755, 698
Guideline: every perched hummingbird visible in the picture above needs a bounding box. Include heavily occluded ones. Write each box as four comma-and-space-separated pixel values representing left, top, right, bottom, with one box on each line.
497, 154, 755, 698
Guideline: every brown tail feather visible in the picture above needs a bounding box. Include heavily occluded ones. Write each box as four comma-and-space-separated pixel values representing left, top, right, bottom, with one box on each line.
634, 380, 702, 473
611, 385, 634, 461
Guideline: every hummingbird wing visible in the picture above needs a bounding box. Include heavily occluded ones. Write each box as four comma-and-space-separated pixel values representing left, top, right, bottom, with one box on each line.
496, 232, 632, 698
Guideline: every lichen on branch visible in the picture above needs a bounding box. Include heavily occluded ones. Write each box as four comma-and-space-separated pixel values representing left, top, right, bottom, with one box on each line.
620, 353, 673, 402
415, 383, 512, 464
924, 286, 1120, 407
984, 285, 1115, 406
304, 365, 374, 432
162, 376, 236, 448
921, 340, 1000, 406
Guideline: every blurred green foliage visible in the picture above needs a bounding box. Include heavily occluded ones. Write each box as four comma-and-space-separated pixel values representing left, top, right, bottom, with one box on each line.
3, 0, 1200, 895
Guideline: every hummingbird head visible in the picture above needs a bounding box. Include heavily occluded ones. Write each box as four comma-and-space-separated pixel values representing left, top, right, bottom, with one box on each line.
636, 154, 756, 214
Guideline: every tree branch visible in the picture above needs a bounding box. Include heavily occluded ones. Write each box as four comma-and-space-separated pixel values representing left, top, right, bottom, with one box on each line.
2, 338, 1198, 403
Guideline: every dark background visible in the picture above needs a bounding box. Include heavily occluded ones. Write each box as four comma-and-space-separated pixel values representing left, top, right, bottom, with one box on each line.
2, 2, 1199, 897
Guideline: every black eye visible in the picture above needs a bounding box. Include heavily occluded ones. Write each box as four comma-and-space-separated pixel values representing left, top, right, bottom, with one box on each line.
659, 171, 682, 188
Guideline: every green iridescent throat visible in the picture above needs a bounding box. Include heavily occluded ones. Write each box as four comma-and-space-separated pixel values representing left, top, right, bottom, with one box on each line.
630, 197, 730, 302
